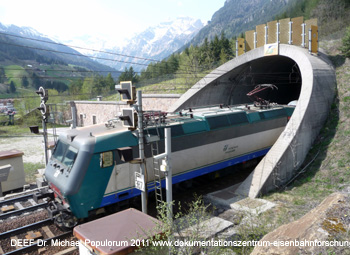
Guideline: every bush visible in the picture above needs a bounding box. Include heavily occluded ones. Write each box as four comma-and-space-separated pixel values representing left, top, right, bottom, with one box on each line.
341, 26, 350, 58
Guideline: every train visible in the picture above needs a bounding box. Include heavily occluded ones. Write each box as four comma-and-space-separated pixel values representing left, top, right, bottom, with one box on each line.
36, 103, 295, 228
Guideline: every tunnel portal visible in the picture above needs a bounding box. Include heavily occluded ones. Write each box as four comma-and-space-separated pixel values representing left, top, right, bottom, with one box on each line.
171, 55, 302, 111
169, 44, 336, 198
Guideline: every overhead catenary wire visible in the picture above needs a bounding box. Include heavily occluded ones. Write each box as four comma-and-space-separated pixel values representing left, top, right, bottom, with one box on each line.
0, 31, 229, 73
0, 31, 162, 63
0, 31, 298, 78
0, 32, 302, 87
0, 40, 151, 67
1, 64, 301, 82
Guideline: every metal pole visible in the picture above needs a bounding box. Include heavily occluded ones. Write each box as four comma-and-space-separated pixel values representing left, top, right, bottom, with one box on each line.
42, 119, 48, 165
301, 23, 306, 48
235, 40, 238, 57
137, 90, 147, 214
254, 32, 257, 49
265, 25, 268, 45
164, 128, 172, 220
276, 22, 280, 44
70, 101, 77, 129
309, 29, 312, 54
288, 21, 293, 45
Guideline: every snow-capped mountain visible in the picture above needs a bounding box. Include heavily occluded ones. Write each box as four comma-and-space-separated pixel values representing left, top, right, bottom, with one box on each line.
92, 17, 204, 71
0, 17, 203, 73
0, 22, 116, 72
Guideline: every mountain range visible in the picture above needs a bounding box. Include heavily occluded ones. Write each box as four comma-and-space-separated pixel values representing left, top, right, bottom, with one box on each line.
189, 0, 292, 46
88, 17, 204, 72
0, 23, 115, 72
0, 0, 298, 76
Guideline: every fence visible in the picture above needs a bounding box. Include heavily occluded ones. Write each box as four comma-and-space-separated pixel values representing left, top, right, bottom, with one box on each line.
236, 17, 318, 56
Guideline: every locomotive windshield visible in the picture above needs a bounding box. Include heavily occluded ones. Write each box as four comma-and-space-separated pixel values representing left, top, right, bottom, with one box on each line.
52, 140, 78, 168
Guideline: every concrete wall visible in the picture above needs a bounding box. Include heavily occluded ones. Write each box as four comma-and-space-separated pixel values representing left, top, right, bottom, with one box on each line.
170, 44, 336, 198
71, 94, 181, 127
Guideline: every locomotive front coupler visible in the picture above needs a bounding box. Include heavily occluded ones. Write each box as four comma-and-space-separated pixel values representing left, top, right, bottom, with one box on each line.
33, 187, 55, 203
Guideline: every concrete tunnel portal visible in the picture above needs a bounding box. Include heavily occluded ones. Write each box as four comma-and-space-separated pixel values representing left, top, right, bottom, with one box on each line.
170, 55, 303, 110
213, 55, 302, 106
169, 44, 336, 198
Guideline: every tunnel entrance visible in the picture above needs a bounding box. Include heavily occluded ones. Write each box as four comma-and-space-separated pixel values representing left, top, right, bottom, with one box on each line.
223, 56, 302, 106
170, 53, 303, 112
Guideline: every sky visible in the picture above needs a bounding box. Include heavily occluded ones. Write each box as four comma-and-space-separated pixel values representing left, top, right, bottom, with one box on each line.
0, 0, 226, 47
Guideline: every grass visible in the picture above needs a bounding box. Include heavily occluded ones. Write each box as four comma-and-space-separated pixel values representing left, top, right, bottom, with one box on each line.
23, 162, 45, 184
0, 125, 34, 136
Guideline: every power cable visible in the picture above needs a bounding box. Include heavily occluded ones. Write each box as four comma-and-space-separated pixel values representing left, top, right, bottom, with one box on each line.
0, 40, 150, 67
0, 31, 162, 63
0, 31, 221, 73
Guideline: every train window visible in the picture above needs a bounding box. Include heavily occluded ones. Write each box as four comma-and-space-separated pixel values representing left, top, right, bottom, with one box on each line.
62, 146, 78, 168
52, 141, 78, 169
52, 140, 65, 162
100, 151, 113, 168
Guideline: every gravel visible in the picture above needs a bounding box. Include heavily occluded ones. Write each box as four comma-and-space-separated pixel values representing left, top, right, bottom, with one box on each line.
0, 136, 45, 164
0, 128, 69, 164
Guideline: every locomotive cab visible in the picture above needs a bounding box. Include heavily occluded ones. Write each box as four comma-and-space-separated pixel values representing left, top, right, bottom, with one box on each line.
42, 122, 138, 228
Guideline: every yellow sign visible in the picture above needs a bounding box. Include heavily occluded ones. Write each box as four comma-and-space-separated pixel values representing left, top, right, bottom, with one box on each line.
264, 43, 279, 56
311, 25, 318, 54
237, 38, 245, 56
100, 151, 113, 168
256, 24, 265, 48
245, 30, 255, 51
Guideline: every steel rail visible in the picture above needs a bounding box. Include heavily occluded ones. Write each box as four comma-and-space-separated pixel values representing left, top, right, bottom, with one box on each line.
0, 218, 52, 239
0, 202, 48, 220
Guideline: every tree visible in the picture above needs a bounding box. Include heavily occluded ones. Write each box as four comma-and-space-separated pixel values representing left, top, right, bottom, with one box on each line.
32, 73, 42, 89
341, 26, 350, 58
105, 73, 115, 91
0, 67, 5, 83
69, 79, 83, 95
9, 81, 16, 93
21, 76, 29, 88
118, 67, 139, 84
81, 77, 94, 98
210, 35, 221, 62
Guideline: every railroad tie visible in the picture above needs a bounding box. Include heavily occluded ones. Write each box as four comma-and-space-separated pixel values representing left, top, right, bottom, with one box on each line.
1, 205, 15, 213
42, 226, 55, 238
25, 231, 42, 240
14, 202, 24, 210
28, 199, 38, 206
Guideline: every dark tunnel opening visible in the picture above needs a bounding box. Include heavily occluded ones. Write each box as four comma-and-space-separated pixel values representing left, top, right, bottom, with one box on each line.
223, 55, 302, 106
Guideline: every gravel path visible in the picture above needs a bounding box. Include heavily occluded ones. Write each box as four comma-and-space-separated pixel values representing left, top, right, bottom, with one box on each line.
0, 136, 46, 164
0, 128, 69, 164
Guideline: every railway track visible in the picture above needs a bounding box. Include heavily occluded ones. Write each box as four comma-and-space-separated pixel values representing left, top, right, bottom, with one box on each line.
0, 193, 48, 222
0, 160, 257, 255
0, 189, 78, 254
0, 217, 74, 255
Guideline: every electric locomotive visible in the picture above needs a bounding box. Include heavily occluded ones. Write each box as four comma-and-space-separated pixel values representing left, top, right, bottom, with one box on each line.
38, 103, 294, 227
